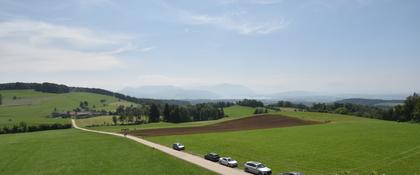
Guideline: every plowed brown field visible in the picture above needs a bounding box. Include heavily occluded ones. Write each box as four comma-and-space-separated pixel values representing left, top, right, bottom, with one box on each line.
130, 115, 322, 137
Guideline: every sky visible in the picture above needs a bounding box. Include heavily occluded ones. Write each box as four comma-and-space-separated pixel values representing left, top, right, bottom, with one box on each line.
0, 0, 419, 94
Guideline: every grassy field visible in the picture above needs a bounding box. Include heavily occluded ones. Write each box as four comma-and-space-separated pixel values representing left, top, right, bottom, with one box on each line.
2, 90, 419, 174
148, 112, 420, 175
224, 105, 258, 118
77, 105, 258, 132
0, 129, 215, 175
0, 90, 134, 127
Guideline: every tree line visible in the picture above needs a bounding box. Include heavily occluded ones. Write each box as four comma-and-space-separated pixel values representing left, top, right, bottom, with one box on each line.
0, 122, 72, 135
163, 103, 225, 123
108, 102, 226, 125
383, 93, 420, 122
308, 102, 384, 119
112, 104, 150, 125
270, 93, 420, 123
271, 101, 387, 119
237, 99, 264, 107
274, 100, 307, 109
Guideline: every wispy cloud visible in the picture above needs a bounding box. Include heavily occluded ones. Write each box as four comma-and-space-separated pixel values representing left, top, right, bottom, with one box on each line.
157, 1, 287, 35
77, 0, 115, 8
188, 14, 287, 35
219, 0, 283, 5
0, 20, 132, 50
139, 47, 156, 52
299, 0, 376, 11
0, 43, 121, 72
0, 20, 146, 72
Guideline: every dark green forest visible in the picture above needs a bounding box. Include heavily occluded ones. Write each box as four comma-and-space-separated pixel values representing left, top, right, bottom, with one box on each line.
271, 93, 420, 123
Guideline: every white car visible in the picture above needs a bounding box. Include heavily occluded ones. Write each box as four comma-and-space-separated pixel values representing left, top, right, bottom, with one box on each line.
219, 157, 238, 167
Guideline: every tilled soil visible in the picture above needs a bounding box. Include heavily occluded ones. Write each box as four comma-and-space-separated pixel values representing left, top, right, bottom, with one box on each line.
130, 115, 322, 137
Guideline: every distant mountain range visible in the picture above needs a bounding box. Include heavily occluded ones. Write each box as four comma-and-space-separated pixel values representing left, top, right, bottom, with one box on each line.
121, 86, 219, 99
120, 84, 259, 100
120, 84, 409, 103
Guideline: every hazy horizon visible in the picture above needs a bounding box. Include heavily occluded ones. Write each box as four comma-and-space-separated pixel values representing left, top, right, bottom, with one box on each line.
1, 0, 419, 94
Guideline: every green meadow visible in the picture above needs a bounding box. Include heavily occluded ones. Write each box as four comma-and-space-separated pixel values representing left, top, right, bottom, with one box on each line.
0, 129, 215, 175
148, 112, 420, 175
0, 90, 134, 127
76, 105, 258, 132
3, 90, 419, 174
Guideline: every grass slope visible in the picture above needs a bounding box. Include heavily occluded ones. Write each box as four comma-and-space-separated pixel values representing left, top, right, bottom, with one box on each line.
0, 90, 134, 127
224, 105, 257, 118
76, 105, 257, 132
148, 112, 420, 175
0, 129, 215, 175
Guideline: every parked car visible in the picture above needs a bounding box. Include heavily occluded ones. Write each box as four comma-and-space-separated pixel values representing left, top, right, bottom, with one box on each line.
172, 143, 185, 151
278, 172, 304, 175
219, 157, 238, 167
204, 152, 220, 162
244, 161, 272, 175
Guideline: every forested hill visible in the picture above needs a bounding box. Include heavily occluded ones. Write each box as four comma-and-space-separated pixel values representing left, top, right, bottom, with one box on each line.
0, 82, 189, 105
335, 98, 403, 107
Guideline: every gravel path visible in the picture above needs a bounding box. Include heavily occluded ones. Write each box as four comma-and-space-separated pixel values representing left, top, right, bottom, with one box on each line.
71, 119, 250, 175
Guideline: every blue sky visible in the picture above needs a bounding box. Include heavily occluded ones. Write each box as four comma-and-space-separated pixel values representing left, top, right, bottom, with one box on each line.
0, 0, 419, 94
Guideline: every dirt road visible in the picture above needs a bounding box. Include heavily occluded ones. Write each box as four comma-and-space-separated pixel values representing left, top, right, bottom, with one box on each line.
71, 119, 249, 175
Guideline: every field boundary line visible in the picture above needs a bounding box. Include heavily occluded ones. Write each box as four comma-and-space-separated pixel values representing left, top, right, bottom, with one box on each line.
71, 119, 248, 175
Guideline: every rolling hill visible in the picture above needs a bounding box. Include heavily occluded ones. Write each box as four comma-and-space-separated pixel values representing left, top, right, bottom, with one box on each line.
335, 98, 404, 107
148, 111, 420, 175
0, 129, 215, 175
0, 89, 128, 127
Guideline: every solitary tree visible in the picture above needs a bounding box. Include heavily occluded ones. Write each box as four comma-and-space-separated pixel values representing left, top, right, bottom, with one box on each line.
119, 115, 127, 124
112, 116, 118, 125
149, 104, 160, 123
128, 115, 134, 123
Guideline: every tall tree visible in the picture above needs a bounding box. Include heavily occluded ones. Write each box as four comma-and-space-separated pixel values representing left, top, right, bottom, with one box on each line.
149, 104, 160, 123
163, 104, 170, 122
112, 116, 118, 125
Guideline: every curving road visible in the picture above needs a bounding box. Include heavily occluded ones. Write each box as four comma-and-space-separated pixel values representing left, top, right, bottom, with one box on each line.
71, 119, 249, 175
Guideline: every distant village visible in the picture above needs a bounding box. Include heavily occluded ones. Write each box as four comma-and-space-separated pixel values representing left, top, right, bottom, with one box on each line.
51, 100, 107, 119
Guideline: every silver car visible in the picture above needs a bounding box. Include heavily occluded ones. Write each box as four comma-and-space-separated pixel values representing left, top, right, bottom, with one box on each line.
172, 142, 185, 151
219, 157, 238, 167
244, 161, 272, 175
279, 172, 304, 175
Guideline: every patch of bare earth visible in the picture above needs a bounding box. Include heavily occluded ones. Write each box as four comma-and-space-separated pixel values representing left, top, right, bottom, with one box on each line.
130, 115, 323, 137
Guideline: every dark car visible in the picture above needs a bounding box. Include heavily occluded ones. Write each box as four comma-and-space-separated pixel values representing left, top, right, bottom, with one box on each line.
204, 152, 220, 162
172, 143, 185, 151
